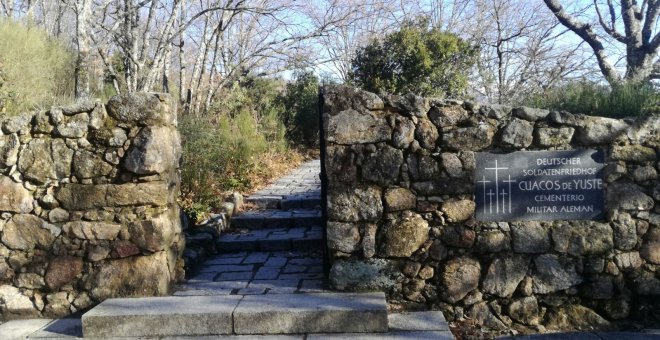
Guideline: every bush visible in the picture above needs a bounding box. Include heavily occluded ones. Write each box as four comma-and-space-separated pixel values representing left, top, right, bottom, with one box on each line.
0, 20, 74, 116
524, 81, 660, 118
179, 80, 292, 218
279, 71, 320, 146
349, 20, 476, 97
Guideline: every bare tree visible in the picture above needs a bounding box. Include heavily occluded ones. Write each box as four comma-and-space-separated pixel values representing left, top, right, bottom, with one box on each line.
431, 0, 595, 104
543, 0, 660, 84
64, 0, 93, 99
313, 0, 420, 82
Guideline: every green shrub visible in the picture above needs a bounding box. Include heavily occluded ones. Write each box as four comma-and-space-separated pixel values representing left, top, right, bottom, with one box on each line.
0, 20, 74, 116
179, 80, 289, 217
349, 20, 477, 97
279, 71, 320, 146
525, 81, 659, 118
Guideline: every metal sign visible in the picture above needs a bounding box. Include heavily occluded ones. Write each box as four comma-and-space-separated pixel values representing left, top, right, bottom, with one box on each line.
475, 149, 605, 221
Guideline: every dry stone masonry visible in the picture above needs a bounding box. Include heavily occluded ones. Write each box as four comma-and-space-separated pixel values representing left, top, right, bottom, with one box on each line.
0, 93, 183, 320
321, 85, 660, 333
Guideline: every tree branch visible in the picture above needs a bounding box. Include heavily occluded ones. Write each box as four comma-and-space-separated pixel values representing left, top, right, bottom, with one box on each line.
594, 0, 628, 43
642, 0, 660, 48
543, 0, 620, 83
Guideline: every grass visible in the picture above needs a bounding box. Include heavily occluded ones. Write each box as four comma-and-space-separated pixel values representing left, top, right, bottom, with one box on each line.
524, 81, 659, 118
0, 20, 74, 117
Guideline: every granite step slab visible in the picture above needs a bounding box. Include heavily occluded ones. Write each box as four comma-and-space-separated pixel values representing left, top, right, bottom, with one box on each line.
233, 292, 388, 334
232, 209, 322, 229
280, 196, 322, 210
82, 292, 387, 337
216, 227, 323, 252
81, 295, 242, 338
245, 194, 320, 210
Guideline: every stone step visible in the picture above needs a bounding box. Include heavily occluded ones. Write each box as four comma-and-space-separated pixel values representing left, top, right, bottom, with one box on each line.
281, 195, 322, 210
81, 295, 242, 337
216, 226, 323, 252
233, 292, 388, 334
81, 292, 388, 337
246, 195, 321, 210
232, 209, 322, 229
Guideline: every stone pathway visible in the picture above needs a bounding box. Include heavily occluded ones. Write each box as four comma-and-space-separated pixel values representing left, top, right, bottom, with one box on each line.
179, 159, 325, 296
177, 250, 325, 295
245, 159, 322, 210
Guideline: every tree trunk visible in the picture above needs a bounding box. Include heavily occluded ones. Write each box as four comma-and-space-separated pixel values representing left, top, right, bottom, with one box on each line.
74, 0, 92, 99
178, 0, 187, 105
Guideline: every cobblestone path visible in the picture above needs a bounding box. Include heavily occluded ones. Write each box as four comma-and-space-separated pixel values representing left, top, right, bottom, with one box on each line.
176, 159, 325, 296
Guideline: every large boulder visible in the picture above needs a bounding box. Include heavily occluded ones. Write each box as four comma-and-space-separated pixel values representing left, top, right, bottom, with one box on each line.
607, 182, 654, 211
322, 85, 384, 113
429, 105, 469, 127
63, 221, 122, 241
391, 118, 416, 149
128, 213, 180, 252
45, 256, 84, 290
0, 133, 19, 167
482, 255, 529, 298
641, 227, 660, 264
535, 127, 574, 147
329, 258, 399, 291
325, 109, 391, 144
0, 176, 33, 213
508, 296, 540, 325
532, 254, 582, 294
0, 285, 38, 317
441, 257, 481, 303
327, 222, 361, 254
512, 107, 549, 121
379, 214, 429, 257
611, 144, 656, 162
545, 304, 611, 331
106, 92, 175, 127
327, 186, 383, 222
54, 112, 89, 138
384, 188, 416, 212
511, 222, 550, 253
415, 118, 439, 149
500, 118, 533, 148
442, 125, 495, 151
361, 144, 403, 185
73, 150, 113, 179
2, 215, 59, 250
88, 251, 172, 300
441, 199, 475, 222
611, 213, 638, 251
123, 126, 181, 175
552, 222, 613, 256
407, 154, 440, 181
56, 182, 169, 210
17, 139, 73, 184
575, 116, 628, 145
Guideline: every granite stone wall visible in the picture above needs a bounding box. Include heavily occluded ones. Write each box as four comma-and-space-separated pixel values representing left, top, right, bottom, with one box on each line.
321, 85, 660, 332
0, 93, 184, 319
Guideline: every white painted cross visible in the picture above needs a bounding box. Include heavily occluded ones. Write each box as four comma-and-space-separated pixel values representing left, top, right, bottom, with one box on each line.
477, 176, 491, 214
500, 189, 508, 213
502, 175, 516, 214
485, 160, 508, 214
487, 189, 495, 214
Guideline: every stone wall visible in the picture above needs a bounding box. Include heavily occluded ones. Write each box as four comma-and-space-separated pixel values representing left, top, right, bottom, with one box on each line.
0, 93, 183, 319
321, 85, 660, 332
